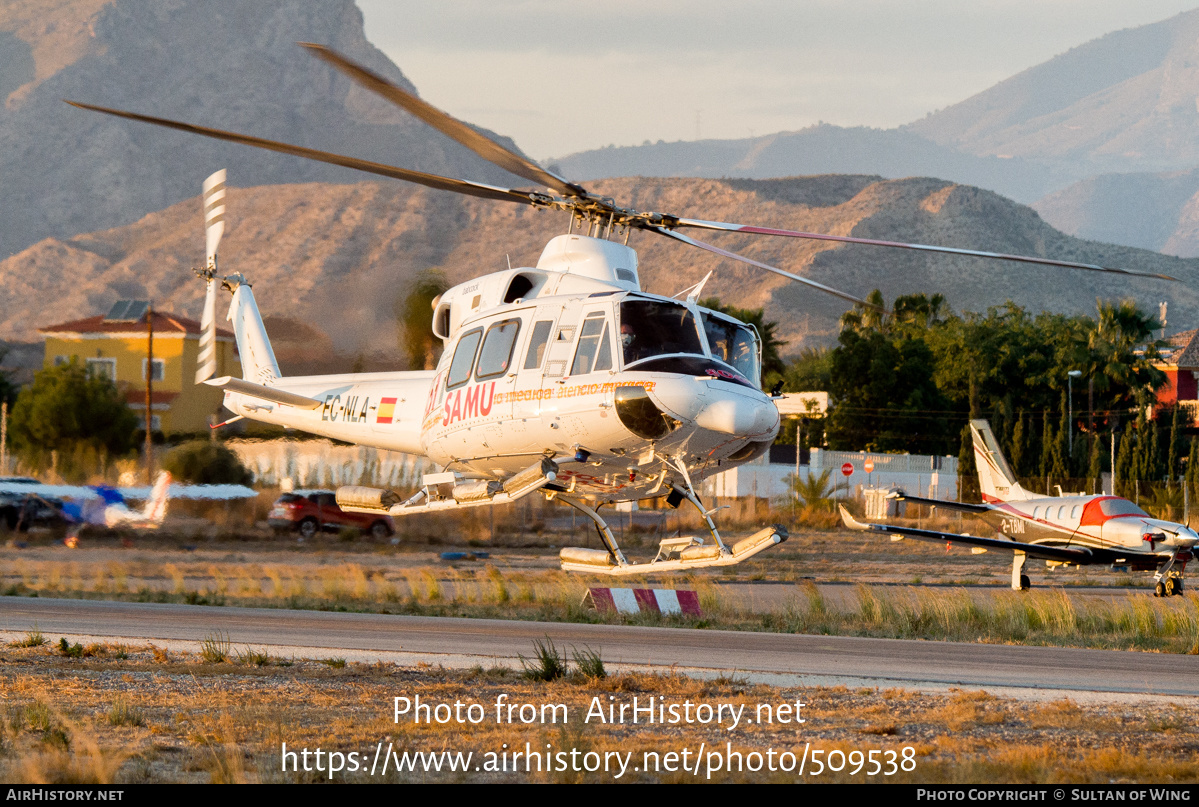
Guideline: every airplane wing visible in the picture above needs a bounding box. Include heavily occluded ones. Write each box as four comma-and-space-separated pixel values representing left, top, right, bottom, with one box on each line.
0, 481, 256, 501
838, 505, 1093, 562
892, 494, 992, 514
117, 483, 258, 500
0, 481, 103, 500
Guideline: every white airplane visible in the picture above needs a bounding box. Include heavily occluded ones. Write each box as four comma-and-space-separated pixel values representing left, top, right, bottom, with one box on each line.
1, 472, 171, 546
67, 44, 1176, 576
1, 472, 257, 546
841, 420, 1198, 596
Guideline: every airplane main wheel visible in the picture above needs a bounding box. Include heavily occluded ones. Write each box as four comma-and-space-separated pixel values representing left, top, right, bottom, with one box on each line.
1019, 574, 1031, 591
1165, 577, 1180, 597
1155, 581, 1166, 597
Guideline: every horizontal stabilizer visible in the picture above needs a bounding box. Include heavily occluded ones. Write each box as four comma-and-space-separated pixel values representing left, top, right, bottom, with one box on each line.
204, 376, 322, 409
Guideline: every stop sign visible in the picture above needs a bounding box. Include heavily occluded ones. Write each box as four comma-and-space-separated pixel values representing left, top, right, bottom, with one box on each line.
864, 459, 875, 473
841, 462, 853, 477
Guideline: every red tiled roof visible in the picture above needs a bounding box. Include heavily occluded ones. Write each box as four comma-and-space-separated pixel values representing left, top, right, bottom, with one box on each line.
1159, 329, 1199, 369
40, 310, 233, 338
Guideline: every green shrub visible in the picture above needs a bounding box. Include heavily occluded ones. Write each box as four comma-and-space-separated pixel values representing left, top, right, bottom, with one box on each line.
162, 441, 253, 485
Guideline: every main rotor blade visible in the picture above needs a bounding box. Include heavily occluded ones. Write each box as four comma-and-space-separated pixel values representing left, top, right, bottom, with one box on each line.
648, 226, 885, 311
672, 217, 1179, 281
65, 100, 541, 206
301, 43, 588, 199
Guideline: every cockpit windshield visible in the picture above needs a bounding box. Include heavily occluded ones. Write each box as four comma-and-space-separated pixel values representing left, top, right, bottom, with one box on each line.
619, 300, 704, 365
1098, 498, 1150, 518
701, 312, 760, 386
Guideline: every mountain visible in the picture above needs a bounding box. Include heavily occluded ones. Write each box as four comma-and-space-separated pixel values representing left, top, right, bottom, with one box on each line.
556, 10, 1199, 253
551, 126, 1059, 203
1031, 169, 1199, 256
2, 175, 1195, 361
0, 0, 528, 260
906, 9, 1199, 177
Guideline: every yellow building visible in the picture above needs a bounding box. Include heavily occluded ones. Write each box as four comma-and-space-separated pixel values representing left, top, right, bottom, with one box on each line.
39, 300, 240, 435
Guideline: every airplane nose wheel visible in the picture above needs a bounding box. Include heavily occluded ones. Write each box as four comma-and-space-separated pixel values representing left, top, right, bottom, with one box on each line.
1154, 577, 1184, 597
1019, 574, 1030, 591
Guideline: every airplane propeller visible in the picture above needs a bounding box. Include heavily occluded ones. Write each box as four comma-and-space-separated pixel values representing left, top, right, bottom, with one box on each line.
65, 43, 1179, 316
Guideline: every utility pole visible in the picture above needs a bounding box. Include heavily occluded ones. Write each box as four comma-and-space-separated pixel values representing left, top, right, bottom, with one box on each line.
1, 400, 7, 475
145, 303, 154, 485
1067, 370, 1082, 455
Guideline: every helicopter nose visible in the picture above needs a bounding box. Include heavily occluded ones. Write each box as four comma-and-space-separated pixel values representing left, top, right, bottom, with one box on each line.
694, 393, 779, 437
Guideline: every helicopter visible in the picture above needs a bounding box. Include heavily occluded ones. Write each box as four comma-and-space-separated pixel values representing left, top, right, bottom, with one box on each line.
65, 43, 1177, 576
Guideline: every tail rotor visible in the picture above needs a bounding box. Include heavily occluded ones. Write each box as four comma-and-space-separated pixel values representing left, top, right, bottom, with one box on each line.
195, 169, 225, 384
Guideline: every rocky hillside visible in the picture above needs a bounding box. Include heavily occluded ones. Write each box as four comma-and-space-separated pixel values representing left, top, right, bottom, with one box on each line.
906, 9, 1199, 177
3, 175, 1195, 363
0, 0, 528, 260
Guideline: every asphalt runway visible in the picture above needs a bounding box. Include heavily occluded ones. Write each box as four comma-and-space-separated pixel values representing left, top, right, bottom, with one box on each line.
1, 596, 1196, 698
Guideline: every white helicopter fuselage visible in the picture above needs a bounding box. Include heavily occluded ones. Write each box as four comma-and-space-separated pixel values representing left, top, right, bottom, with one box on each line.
218, 235, 781, 504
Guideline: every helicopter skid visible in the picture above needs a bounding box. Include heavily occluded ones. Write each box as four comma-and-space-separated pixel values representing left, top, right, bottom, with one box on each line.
559, 525, 787, 575
337, 459, 558, 518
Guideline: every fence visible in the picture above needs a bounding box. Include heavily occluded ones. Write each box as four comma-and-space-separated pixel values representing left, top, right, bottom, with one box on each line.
225, 438, 432, 490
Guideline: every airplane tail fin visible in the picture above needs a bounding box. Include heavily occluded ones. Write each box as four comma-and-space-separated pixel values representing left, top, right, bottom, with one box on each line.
970, 419, 1035, 502
141, 471, 171, 524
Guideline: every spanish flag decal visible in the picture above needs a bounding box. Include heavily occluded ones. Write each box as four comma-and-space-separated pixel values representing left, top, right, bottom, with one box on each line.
377, 397, 397, 424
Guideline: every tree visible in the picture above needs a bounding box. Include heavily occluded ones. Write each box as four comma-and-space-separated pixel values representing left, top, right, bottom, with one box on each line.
8, 361, 139, 480
825, 327, 952, 453
0, 346, 17, 408
162, 441, 252, 485
396, 269, 449, 370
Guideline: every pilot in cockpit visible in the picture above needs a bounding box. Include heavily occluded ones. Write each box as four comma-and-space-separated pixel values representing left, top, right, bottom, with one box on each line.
621, 322, 648, 364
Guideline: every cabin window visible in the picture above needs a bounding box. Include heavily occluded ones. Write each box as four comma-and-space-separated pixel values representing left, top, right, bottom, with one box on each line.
476, 319, 522, 379
701, 312, 760, 385
1071, 505, 1080, 519
447, 328, 483, 390
1057, 505, 1065, 519
1033, 507, 1040, 519
571, 313, 613, 375
524, 320, 554, 370
619, 300, 703, 366
505, 274, 535, 303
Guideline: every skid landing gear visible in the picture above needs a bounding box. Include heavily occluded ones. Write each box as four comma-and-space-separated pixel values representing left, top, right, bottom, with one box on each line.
555, 485, 787, 576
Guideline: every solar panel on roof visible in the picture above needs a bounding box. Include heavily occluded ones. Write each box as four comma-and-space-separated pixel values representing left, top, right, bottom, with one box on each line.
104, 300, 149, 322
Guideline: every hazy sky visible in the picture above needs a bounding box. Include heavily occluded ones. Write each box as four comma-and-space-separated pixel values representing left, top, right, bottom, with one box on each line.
358, 0, 1199, 161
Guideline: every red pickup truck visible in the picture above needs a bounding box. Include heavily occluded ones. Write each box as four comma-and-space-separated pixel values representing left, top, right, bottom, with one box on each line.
268, 489, 395, 540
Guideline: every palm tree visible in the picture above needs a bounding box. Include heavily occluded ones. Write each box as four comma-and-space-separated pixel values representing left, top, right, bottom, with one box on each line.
788, 468, 836, 511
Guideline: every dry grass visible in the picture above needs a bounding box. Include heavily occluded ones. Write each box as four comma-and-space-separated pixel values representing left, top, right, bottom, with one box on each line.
0, 641, 1197, 783
4, 550, 1199, 652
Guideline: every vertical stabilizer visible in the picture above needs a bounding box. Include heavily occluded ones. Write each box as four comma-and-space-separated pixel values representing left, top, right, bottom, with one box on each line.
225, 275, 281, 383
141, 471, 171, 524
970, 419, 1035, 502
